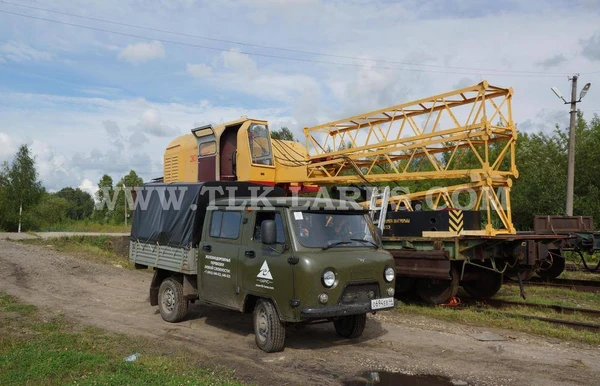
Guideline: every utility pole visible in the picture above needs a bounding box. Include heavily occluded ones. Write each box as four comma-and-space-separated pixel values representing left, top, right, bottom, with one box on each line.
551, 76, 592, 217
566, 75, 578, 216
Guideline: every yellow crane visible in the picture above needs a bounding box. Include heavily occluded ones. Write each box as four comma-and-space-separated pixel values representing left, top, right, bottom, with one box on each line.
164, 81, 517, 235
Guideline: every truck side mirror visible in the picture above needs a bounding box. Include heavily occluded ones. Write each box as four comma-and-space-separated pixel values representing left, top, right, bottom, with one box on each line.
261, 220, 277, 245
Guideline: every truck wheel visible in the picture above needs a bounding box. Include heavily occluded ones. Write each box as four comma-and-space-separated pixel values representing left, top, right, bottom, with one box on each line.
158, 277, 188, 323
333, 313, 366, 339
253, 299, 285, 352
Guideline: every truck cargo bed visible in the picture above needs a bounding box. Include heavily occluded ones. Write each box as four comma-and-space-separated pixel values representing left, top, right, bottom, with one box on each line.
129, 240, 197, 275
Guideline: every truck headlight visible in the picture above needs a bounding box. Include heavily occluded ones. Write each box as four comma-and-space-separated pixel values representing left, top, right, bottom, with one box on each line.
322, 270, 335, 287
384, 266, 395, 283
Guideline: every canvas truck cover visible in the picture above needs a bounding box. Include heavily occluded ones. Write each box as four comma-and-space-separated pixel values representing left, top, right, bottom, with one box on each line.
130, 182, 285, 248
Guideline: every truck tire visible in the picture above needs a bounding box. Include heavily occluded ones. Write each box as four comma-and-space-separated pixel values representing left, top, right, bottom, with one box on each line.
158, 277, 188, 323
333, 313, 366, 339
253, 299, 285, 353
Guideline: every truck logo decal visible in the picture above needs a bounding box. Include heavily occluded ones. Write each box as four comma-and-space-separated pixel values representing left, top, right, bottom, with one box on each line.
257, 261, 273, 280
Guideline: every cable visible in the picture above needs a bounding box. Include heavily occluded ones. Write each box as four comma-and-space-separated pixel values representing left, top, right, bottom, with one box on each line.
0, 0, 574, 76
0, 8, 569, 78
271, 140, 311, 165
271, 143, 310, 167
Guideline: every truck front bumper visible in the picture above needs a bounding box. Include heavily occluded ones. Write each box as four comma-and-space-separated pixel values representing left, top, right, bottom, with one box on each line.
300, 299, 397, 319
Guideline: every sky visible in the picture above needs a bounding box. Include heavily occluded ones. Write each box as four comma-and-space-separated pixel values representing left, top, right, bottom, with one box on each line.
0, 0, 599, 196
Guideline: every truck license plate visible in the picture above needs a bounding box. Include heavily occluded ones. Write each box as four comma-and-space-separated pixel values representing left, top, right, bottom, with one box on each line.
371, 297, 395, 310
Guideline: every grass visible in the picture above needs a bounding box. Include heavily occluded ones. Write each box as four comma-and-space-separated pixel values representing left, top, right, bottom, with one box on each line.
396, 283, 600, 345
559, 270, 600, 280
16, 236, 135, 269
0, 291, 244, 386
496, 283, 600, 310
38, 220, 131, 233
396, 303, 600, 345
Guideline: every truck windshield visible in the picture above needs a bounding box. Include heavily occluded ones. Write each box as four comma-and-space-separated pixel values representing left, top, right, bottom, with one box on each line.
292, 211, 380, 249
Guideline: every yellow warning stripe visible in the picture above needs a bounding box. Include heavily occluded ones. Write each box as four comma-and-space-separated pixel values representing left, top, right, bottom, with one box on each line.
449, 210, 464, 233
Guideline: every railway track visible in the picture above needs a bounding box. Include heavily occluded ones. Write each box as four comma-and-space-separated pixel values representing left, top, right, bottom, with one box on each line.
458, 298, 600, 333
504, 277, 600, 293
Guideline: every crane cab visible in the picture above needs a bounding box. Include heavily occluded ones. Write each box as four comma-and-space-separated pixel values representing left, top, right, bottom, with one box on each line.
165, 118, 276, 185
164, 118, 310, 189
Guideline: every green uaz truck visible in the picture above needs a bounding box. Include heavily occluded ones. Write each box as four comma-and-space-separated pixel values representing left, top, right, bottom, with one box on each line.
130, 182, 397, 352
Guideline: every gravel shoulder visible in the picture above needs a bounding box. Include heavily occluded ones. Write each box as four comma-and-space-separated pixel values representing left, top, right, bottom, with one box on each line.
0, 232, 129, 240
0, 239, 598, 386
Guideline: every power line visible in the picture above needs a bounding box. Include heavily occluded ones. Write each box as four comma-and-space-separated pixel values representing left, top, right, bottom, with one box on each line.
0, 0, 575, 76
0, 6, 569, 78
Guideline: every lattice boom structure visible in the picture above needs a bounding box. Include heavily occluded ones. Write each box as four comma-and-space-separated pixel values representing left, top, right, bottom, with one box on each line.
302, 81, 518, 235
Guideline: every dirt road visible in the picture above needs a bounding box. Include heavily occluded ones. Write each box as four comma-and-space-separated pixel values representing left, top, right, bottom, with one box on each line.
0, 232, 129, 240
0, 239, 598, 386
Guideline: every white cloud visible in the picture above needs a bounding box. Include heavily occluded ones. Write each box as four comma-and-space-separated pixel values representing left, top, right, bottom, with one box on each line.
136, 109, 178, 137
78, 178, 99, 197
29, 139, 77, 191
186, 63, 212, 78
186, 48, 321, 104
222, 49, 258, 76
0, 41, 52, 63
117, 41, 165, 64
0, 132, 18, 162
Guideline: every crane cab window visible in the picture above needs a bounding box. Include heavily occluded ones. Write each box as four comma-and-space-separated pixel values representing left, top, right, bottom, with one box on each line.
199, 141, 216, 156
248, 124, 273, 166
210, 210, 242, 240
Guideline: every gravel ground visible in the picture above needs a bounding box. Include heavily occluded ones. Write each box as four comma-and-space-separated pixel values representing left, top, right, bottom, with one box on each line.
0, 232, 129, 240
0, 239, 598, 386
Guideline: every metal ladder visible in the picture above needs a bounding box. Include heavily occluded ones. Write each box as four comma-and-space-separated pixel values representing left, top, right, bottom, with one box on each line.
368, 186, 391, 233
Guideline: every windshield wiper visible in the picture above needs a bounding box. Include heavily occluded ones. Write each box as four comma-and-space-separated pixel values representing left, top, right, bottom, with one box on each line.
350, 238, 379, 249
322, 241, 352, 250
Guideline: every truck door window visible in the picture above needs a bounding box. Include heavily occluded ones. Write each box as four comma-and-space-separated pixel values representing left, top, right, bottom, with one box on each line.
254, 212, 285, 244
209, 210, 242, 240
248, 124, 273, 166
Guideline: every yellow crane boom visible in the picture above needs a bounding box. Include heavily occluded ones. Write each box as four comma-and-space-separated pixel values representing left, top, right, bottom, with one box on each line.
301, 81, 518, 235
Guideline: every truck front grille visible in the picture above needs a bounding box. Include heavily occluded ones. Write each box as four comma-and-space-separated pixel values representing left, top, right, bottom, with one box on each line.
338, 283, 380, 305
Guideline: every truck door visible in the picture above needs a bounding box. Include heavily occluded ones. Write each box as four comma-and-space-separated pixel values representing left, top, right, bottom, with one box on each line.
242, 210, 295, 319
199, 208, 243, 309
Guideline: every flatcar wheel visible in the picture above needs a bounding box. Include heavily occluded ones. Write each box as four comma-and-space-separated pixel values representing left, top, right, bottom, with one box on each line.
416, 266, 459, 304
462, 271, 503, 300
537, 251, 565, 279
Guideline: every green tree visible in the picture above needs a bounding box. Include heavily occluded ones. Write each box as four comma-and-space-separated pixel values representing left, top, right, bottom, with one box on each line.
571, 112, 600, 222
113, 170, 143, 225
511, 131, 566, 229
0, 145, 43, 232
94, 174, 114, 224
56, 187, 94, 220
35, 193, 70, 228
270, 127, 296, 141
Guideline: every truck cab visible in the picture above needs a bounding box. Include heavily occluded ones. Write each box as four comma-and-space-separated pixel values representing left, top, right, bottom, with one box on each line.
130, 183, 396, 352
